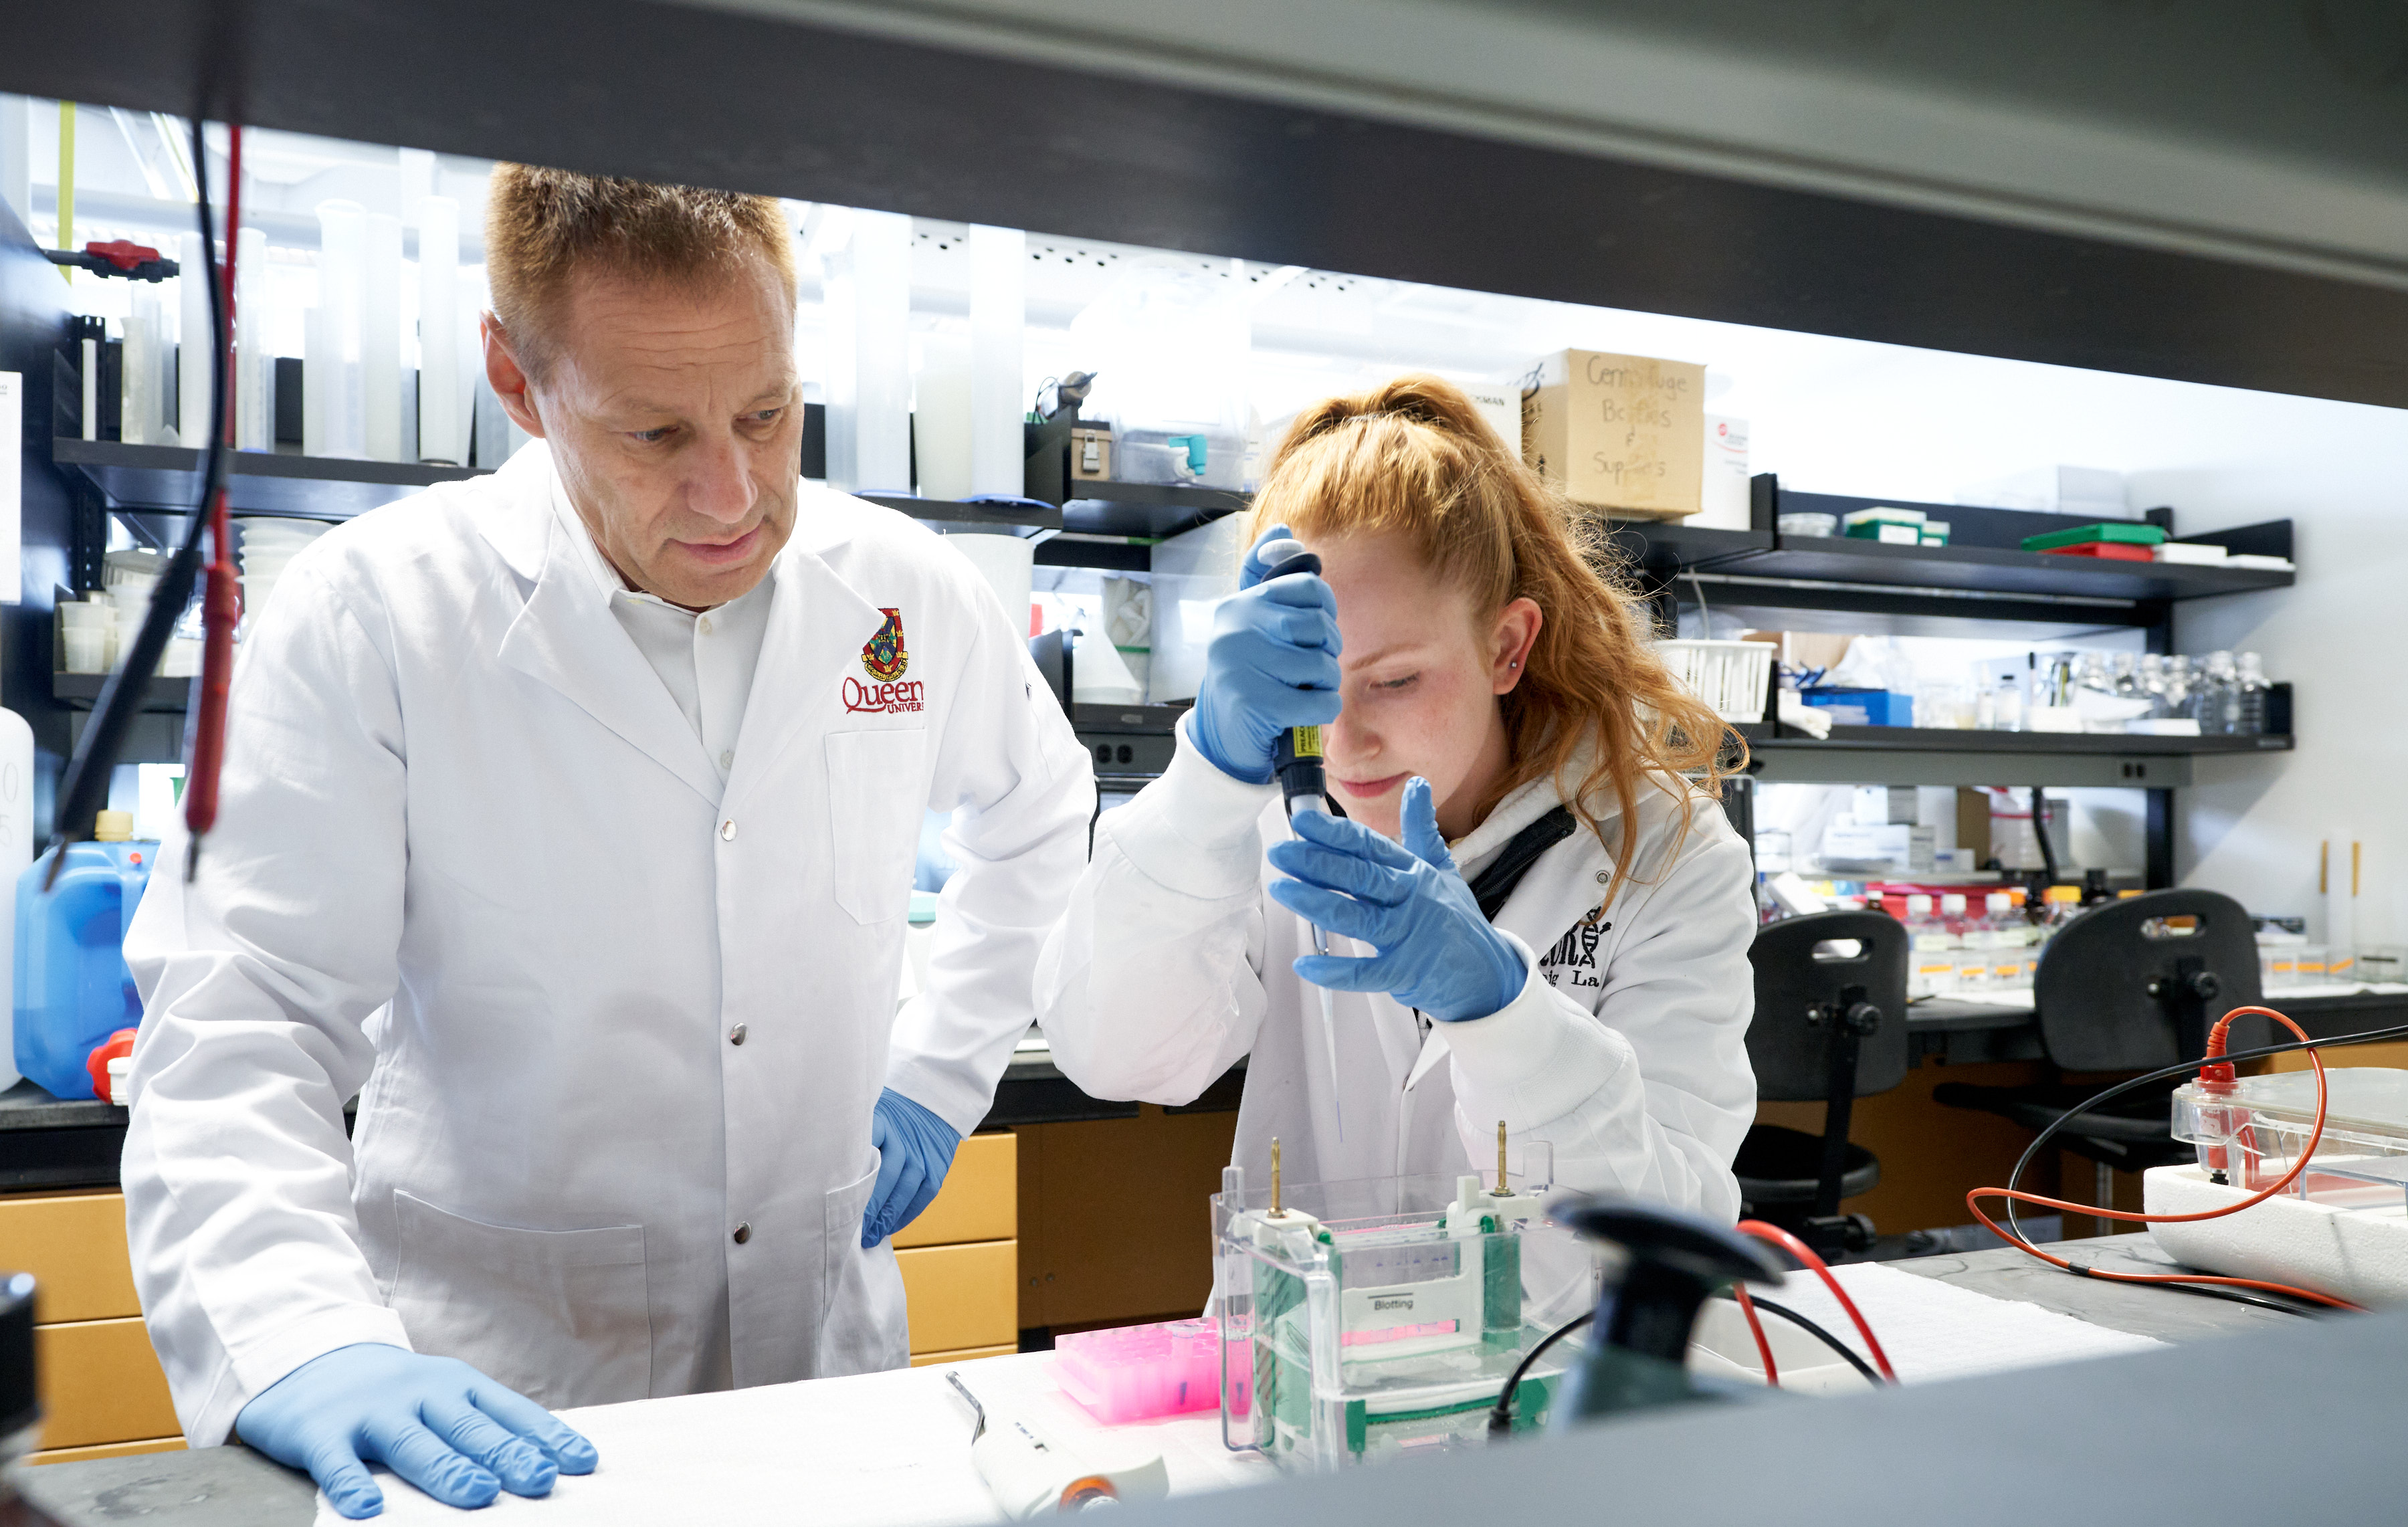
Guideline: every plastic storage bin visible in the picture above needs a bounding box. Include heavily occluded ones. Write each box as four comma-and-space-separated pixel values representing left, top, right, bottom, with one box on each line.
1052, 1318, 1219, 1423
1215, 1167, 1592, 1471
14, 821, 156, 1100
1655, 639, 1774, 723
1799, 686, 1915, 727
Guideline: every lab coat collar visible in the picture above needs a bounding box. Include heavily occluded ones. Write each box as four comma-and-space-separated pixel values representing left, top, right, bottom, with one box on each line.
720, 488, 897, 800
490, 447, 726, 806
474, 441, 560, 582
1450, 748, 1609, 882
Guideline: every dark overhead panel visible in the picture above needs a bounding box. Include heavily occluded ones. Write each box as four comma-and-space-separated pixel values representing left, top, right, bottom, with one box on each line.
7, 0, 2408, 408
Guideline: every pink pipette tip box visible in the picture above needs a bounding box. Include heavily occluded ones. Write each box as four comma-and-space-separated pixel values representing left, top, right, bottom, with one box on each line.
1050, 1318, 1221, 1424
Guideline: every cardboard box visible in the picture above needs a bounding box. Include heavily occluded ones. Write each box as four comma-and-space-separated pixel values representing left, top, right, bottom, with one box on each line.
1520, 350, 1705, 520
1461, 383, 1524, 456
1696, 414, 1750, 530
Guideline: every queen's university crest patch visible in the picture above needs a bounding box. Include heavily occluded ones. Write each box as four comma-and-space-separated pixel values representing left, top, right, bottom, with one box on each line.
861, 608, 908, 682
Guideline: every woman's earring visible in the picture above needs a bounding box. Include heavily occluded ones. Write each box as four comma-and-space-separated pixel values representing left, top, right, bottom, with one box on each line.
1510, 660, 1520, 668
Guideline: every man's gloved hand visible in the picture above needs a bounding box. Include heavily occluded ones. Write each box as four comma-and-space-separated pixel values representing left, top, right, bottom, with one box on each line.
863, 1088, 962, 1247
1189, 524, 1342, 785
1266, 777, 1531, 1023
234, 1342, 597, 1520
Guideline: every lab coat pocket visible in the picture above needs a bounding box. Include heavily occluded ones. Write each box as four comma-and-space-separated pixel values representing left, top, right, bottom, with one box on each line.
389, 1190, 652, 1409
825, 728, 929, 925
819, 1164, 909, 1377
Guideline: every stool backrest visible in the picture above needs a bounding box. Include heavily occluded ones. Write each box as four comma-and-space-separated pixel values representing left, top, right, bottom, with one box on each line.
2035, 888, 2265, 1072
1746, 910, 1910, 1102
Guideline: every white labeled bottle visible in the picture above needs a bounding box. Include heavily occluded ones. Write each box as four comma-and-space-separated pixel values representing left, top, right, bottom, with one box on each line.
1984, 892, 2024, 991
1905, 894, 1955, 999
2234, 652, 2271, 736
1945, 893, 1988, 993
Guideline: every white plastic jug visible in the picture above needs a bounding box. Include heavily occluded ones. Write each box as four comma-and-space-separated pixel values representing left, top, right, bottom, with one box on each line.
0, 706, 35, 1093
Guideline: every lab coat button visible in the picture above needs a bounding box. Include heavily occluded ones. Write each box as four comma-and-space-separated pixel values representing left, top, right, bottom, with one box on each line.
699, 617, 714, 635
720, 819, 737, 841
732, 1221, 752, 1245
728, 1023, 747, 1045
719, 750, 734, 769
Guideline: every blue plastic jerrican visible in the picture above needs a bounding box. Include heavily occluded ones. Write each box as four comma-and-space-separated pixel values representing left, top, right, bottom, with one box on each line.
14, 841, 155, 1100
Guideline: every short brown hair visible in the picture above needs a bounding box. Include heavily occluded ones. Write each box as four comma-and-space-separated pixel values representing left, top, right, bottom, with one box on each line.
484, 164, 797, 377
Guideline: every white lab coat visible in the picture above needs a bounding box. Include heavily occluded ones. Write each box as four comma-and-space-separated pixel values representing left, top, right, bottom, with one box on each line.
1037, 720, 1755, 1215
120, 444, 1093, 1445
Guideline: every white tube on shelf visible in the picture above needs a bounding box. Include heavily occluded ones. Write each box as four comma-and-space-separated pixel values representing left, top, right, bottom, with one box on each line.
235, 226, 272, 451
944, 532, 1033, 637
0, 706, 31, 1094
314, 199, 368, 460
302, 304, 328, 457
178, 231, 209, 448
80, 338, 97, 442
457, 268, 484, 466
2328, 831, 2359, 982
913, 332, 973, 502
123, 288, 159, 447
417, 197, 462, 464
825, 209, 912, 494
363, 211, 403, 462
967, 224, 1025, 498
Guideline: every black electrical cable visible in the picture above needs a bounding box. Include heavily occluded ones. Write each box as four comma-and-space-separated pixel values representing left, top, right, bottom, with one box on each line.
1486, 1309, 1593, 1437
2000, 1020, 2408, 1289
43, 114, 229, 882
1742, 1296, 1886, 1385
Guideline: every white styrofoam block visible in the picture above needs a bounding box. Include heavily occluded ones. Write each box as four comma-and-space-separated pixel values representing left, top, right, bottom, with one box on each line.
2145, 1164, 2408, 1307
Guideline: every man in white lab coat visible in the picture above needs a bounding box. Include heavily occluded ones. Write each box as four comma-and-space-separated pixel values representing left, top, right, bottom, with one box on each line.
119, 168, 1092, 1518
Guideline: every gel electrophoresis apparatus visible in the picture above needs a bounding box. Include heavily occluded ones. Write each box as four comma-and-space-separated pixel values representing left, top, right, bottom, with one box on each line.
1214, 1138, 1592, 1469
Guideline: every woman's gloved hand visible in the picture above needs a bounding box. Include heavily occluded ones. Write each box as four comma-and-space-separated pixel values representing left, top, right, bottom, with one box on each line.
862, 1088, 962, 1247
233, 1342, 597, 1519
1266, 777, 1531, 1023
1188, 524, 1342, 785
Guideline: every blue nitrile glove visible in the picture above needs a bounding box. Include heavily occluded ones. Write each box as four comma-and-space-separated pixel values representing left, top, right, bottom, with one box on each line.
1266, 777, 1530, 1023
863, 1087, 963, 1247
234, 1342, 597, 1520
1188, 524, 1342, 785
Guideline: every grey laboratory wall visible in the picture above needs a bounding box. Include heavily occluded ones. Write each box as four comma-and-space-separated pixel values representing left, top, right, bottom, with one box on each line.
2171, 451, 2408, 949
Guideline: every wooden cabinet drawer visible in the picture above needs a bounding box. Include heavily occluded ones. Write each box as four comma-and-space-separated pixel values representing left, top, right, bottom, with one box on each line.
908, 1344, 1017, 1368
0, 1192, 139, 1323
892, 1132, 1015, 1250
33, 1318, 179, 1450
896, 1240, 1017, 1354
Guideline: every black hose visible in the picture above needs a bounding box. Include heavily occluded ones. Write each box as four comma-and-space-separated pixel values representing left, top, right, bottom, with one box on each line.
1742, 1295, 1886, 1385
43, 114, 229, 878
1486, 1309, 1593, 1437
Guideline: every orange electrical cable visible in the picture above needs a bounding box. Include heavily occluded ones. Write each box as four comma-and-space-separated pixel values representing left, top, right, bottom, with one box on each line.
1967, 1005, 2367, 1313
1736, 1219, 1898, 1381
1729, 1282, 1779, 1387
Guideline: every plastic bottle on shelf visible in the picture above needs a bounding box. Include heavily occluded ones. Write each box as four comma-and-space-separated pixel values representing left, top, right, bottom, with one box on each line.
2110, 652, 2141, 700
1904, 894, 1956, 999
2196, 651, 2239, 734
2138, 653, 2171, 718
2163, 655, 2193, 723
2234, 652, 2271, 735
1983, 892, 2024, 991
1942, 893, 1988, 993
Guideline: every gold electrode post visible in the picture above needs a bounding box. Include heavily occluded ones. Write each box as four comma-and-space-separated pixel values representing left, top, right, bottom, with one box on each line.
1496, 1121, 1510, 1196
1270, 1138, 1285, 1218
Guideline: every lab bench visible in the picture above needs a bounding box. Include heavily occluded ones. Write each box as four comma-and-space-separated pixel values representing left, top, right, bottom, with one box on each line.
0, 1048, 1239, 1464
5, 1232, 2280, 1526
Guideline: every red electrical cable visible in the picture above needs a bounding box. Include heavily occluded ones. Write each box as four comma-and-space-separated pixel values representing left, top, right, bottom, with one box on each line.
182, 122, 242, 855
1966, 1005, 2366, 1313
1736, 1219, 1899, 1381
1729, 1282, 1779, 1388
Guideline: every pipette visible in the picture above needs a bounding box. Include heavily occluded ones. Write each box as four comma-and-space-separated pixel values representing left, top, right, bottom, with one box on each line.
1256, 538, 1344, 1140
